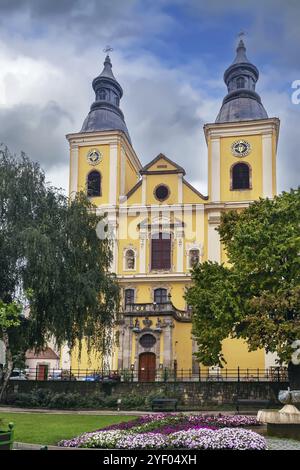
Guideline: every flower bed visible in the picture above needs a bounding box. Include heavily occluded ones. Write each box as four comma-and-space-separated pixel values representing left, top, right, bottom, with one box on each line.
59, 413, 265, 450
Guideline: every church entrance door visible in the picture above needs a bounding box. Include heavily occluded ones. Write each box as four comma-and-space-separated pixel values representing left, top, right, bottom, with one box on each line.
138, 352, 156, 382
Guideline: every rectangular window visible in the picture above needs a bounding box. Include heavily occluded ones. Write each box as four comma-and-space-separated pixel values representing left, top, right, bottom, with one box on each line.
125, 289, 134, 306
151, 233, 171, 270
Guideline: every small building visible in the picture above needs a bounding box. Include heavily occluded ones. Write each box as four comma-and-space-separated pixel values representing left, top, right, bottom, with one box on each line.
25, 347, 59, 380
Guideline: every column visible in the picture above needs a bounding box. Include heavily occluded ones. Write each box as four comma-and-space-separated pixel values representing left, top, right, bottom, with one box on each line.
120, 146, 126, 197
163, 320, 173, 368
109, 143, 118, 205
210, 138, 220, 202
178, 174, 183, 204
139, 229, 147, 274
142, 175, 147, 205
176, 230, 184, 273
69, 144, 79, 198
262, 133, 273, 198
207, 212, 221, 263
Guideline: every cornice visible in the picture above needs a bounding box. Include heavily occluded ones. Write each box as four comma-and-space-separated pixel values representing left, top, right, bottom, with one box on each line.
118, 273, 192, 283
66, 130, 142, 172
203, 117, 280, 146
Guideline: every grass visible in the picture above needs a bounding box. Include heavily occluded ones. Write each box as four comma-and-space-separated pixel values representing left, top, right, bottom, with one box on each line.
0, 413, 137, 445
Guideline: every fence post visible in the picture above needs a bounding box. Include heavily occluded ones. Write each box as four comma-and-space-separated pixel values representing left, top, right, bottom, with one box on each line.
237, 366, 240, 383
35, 366, 38, 381
198, 367, 201, 382
257, 368, 259, 382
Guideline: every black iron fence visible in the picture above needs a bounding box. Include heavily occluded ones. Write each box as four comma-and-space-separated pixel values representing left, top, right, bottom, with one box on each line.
10, 366, 288, 383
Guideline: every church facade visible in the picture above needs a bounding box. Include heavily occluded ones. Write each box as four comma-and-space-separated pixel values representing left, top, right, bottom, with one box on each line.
65, 40, 280, 378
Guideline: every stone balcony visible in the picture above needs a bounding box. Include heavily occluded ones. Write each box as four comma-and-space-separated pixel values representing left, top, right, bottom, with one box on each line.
122, 302, 192, 322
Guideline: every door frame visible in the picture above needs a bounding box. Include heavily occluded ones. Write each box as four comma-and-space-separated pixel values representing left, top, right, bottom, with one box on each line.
138, 352, 156, 382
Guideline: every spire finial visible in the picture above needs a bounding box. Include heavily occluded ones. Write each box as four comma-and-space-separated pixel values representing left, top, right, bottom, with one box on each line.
237, 31, 246, 49
103, 45, 113, 55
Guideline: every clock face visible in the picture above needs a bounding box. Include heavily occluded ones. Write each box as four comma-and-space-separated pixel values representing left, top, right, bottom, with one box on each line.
87, 148, 102, 166
231, 140, 251, 157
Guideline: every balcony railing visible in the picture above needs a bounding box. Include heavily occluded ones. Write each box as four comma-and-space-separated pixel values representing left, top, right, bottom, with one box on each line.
123, 302, 192, 321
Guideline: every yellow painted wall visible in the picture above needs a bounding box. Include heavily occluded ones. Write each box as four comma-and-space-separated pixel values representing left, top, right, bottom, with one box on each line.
125, 155, 139, 195
183, 181, 206, 204
221, 338, 265, 370
77, 144, 111, 204
120, 281, 189, 310
173, 322, 193, 370
146, 173, 179, 205
220, 135, 263, 202
70, 340, 103, 371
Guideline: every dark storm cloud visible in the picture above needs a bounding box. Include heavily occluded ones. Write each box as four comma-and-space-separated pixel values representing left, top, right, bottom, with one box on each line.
0, 101, 72, 168
0, 0, 167, 47
0, 0, 298, 193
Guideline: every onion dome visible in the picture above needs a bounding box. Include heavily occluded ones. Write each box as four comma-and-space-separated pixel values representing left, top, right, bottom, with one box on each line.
216, 39, 268, 123
81, 54, 131, 143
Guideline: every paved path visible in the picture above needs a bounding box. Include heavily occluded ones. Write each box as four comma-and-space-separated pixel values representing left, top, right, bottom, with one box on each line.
266, 437, 300, 450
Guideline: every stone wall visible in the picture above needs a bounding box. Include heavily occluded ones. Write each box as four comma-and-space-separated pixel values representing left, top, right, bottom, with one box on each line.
6, 380, 287, 407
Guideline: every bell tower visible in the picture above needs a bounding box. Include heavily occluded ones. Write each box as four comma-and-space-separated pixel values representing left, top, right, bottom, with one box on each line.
205, 39, 280, 205
66, 52, 141, 208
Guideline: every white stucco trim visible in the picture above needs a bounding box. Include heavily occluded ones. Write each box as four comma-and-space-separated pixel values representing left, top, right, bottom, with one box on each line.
139, 229, 147, 274
60, 344, 71, 369
207, 211, 221, 263
262, 133, 273, 198
69, 144, 79, 198
211, 138, 220, 202
109, 143, 118, 205
66, 130, 142, 173
176, 234, 184, 273
123, 246, 137, 272
120, 146, 126, 197
204, 118, 280, 145
178, 174, 183, 204
265, 351, 281, 369
142, 175, 147, 205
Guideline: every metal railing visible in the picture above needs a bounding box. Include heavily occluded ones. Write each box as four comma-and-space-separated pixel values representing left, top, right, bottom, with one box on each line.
9, 366, 289, 383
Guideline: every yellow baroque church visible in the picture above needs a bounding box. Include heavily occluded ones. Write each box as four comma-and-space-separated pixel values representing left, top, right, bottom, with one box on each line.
63, 39, 280, 380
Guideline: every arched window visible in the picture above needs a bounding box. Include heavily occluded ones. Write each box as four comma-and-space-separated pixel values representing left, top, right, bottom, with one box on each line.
87, 171, 101, 197
124, 288, 134, 306
151, 232, 171, 270
99, 88, 106, 100
232, 163, 250, 190
125, 249, 135, 270
154, 288, 168, 304
236, 77, 245, 89
189, 249, 200, 268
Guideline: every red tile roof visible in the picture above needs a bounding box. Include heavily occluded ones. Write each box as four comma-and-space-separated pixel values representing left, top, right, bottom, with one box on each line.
26, 347, 59, 360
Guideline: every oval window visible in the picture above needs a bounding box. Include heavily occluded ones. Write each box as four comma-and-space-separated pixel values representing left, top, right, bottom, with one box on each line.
139, 334, 156, 349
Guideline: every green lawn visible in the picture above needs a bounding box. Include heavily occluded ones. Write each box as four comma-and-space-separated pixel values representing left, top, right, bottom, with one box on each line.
0, 413, 136, 445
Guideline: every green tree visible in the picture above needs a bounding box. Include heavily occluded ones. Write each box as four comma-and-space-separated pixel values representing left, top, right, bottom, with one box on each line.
0, 147, 119, 400
186, 189, 300, 387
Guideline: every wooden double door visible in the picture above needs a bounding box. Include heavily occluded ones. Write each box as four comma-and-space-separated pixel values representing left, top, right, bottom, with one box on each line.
138, 352, 156, 382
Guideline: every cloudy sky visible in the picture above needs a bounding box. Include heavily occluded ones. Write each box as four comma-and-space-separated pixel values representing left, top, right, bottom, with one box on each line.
0, 0, 299, 194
